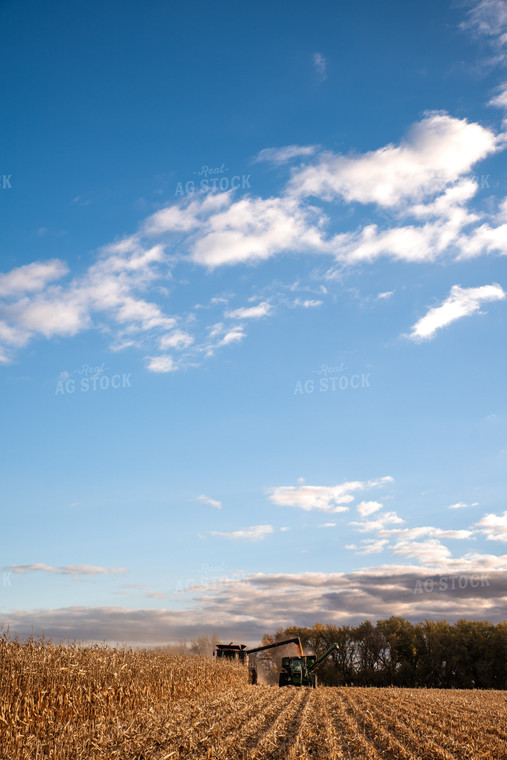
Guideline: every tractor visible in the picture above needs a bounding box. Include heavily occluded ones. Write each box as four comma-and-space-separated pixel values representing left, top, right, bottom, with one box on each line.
244, 637, 303, 684
278, 643, 339, 688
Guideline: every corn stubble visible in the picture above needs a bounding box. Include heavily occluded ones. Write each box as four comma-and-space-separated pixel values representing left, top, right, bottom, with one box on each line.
1, 633, 506, 760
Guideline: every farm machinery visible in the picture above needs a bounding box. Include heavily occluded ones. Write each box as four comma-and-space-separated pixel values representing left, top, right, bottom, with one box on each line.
278, 643, 339, 688
213, 638, 339, 687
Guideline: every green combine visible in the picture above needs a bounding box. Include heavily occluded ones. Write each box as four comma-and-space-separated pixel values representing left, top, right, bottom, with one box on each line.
278, 643, 339, 688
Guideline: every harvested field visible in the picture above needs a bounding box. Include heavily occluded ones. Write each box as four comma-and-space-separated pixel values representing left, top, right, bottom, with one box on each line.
1, 636, 506, 760
150, 686, 507, 760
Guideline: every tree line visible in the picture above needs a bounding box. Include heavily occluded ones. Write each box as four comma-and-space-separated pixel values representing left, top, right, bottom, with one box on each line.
260, 618, 507, 689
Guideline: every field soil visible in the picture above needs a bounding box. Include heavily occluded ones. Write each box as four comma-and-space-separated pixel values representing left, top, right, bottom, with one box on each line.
148, 684, 507, 760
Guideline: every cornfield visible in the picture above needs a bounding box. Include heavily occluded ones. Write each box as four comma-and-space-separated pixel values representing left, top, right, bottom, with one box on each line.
0, 632, 246, 759
1, 633, 506, 760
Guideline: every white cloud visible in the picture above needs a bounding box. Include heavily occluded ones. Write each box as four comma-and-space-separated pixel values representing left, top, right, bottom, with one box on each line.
325, 179, 484, 267
210, 524, 274, 541
3, 564, 125, 576
346, 539, 388, 554
143, 192, 230, 236
0, 259, 68, 297
293, 298, 323, 308
381, 527, 474, 540
289, 113, 498, 207
4, 290, 92, 339
159, 330, 194, 349
475, 511, 507, 541
489, 82, 507, 108
0, 321, 31, 351
199, 321, 248, 357
2, 109, 506, 368
207, 322, 225, 339
462, 0, 507, 64
350, 511, 405, 533
0, 237, 182, 363
267, 477, 393, 513
455, 219, 507, 259
190, 196, 329, 268
313, 53, 327, 80
357, 501, 383, 517
219, 326, 245, 345
197, 494, 222, 510
146, 355, 176, 373
409, 177, 479, 219
408, 283, 505, 341
449, 501, 480, 509
225, 301, 272, 319
392, 538, 453, 566
319, 522, 336, 528
255, 145, 320, 164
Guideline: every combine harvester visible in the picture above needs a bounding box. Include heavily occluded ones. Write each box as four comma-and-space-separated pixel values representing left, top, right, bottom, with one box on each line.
213, 638, 339, 687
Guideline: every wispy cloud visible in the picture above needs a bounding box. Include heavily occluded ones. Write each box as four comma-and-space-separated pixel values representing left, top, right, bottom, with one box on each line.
313, 52, 327, 81
210, 524, 274, 541
255, 145, 320, 164
3, 564, 126, 576
448, 501, 480, 509
350, 511, 404, 533
196, 494, 222, 510
461, 0, 507, 64
292, 298, 323, 308
225, 301, 272, 319
489, 82, 507, 108
408, 283, 505, 341
382, 527, 474, 540
219, 326, 245, 346
346, 539, 388, 554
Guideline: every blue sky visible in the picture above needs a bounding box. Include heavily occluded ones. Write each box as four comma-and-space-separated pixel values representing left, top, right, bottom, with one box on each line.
1, 0, 506, 645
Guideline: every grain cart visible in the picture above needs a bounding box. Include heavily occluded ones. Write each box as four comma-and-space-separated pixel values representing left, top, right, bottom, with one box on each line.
278, 643, 339, 688
212, 643, 249, 663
